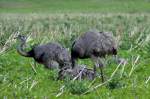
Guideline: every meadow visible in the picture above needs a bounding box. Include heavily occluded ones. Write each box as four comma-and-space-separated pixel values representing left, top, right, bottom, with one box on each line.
0, 0, 150, 13
0, 0, 150, 98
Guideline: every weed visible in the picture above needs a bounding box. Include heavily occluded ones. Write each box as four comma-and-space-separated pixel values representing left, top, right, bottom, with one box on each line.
65, 80, 89, 95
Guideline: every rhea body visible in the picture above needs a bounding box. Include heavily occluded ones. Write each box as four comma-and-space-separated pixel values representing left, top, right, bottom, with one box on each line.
16, 35, 71, 70
71, 31, 117, 82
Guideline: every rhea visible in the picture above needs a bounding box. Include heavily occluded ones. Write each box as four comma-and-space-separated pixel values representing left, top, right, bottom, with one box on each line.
71, 31, 118, 82
16, 35, 71, 73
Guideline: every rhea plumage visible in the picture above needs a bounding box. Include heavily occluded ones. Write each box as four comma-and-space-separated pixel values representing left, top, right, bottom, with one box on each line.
71, 31, 118, 82
16, 35, 71, 78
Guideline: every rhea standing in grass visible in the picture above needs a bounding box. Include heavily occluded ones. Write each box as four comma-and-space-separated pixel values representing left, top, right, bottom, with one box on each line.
71, 31, 118, 82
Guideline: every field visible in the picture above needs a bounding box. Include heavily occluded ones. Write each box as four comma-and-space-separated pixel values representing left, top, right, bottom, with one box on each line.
0, 0, 150, 99
0, 0, 150, 13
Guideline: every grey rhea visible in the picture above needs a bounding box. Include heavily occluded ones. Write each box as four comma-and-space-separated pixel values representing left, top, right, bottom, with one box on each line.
71, 31, 118, 82
16, 35, 71, 78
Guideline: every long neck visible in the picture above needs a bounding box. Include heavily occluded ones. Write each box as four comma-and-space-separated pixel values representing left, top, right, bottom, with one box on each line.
17, 41, 32, 57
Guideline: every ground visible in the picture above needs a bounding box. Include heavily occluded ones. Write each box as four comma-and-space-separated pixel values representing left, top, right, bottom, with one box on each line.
0, 0, 150, 98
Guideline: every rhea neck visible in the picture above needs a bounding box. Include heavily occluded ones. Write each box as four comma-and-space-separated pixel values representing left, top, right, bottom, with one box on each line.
17, 40, 32, 57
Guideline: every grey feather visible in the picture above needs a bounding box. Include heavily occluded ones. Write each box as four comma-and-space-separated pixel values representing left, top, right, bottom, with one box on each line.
16, 35, 71, 69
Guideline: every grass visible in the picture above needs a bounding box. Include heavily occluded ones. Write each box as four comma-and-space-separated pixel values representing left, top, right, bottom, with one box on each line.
0, 13, 150, 98
0, 0, 150, 98
0, 0, 150, 13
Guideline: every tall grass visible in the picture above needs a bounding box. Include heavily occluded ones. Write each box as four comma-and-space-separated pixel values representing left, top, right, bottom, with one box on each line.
0, 13, 150, 98
0, 13, 150, 52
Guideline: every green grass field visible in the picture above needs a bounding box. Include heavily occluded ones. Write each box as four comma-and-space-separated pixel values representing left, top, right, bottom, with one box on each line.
0, 0, 150, 13
0, 0, 150, 98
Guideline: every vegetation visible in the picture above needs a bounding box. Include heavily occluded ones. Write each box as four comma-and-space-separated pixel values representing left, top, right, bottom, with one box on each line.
0, 13, 150, 98
0, 0, 150, 98
0, 0, 150, 13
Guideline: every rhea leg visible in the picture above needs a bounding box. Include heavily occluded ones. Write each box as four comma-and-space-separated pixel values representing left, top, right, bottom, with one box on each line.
57, 66, 69, 80
99, 66, 104, 82
91, 56, 99, 78
98, 59, 104, 82
92, 56, 104, 82
71, 57, 77, 69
